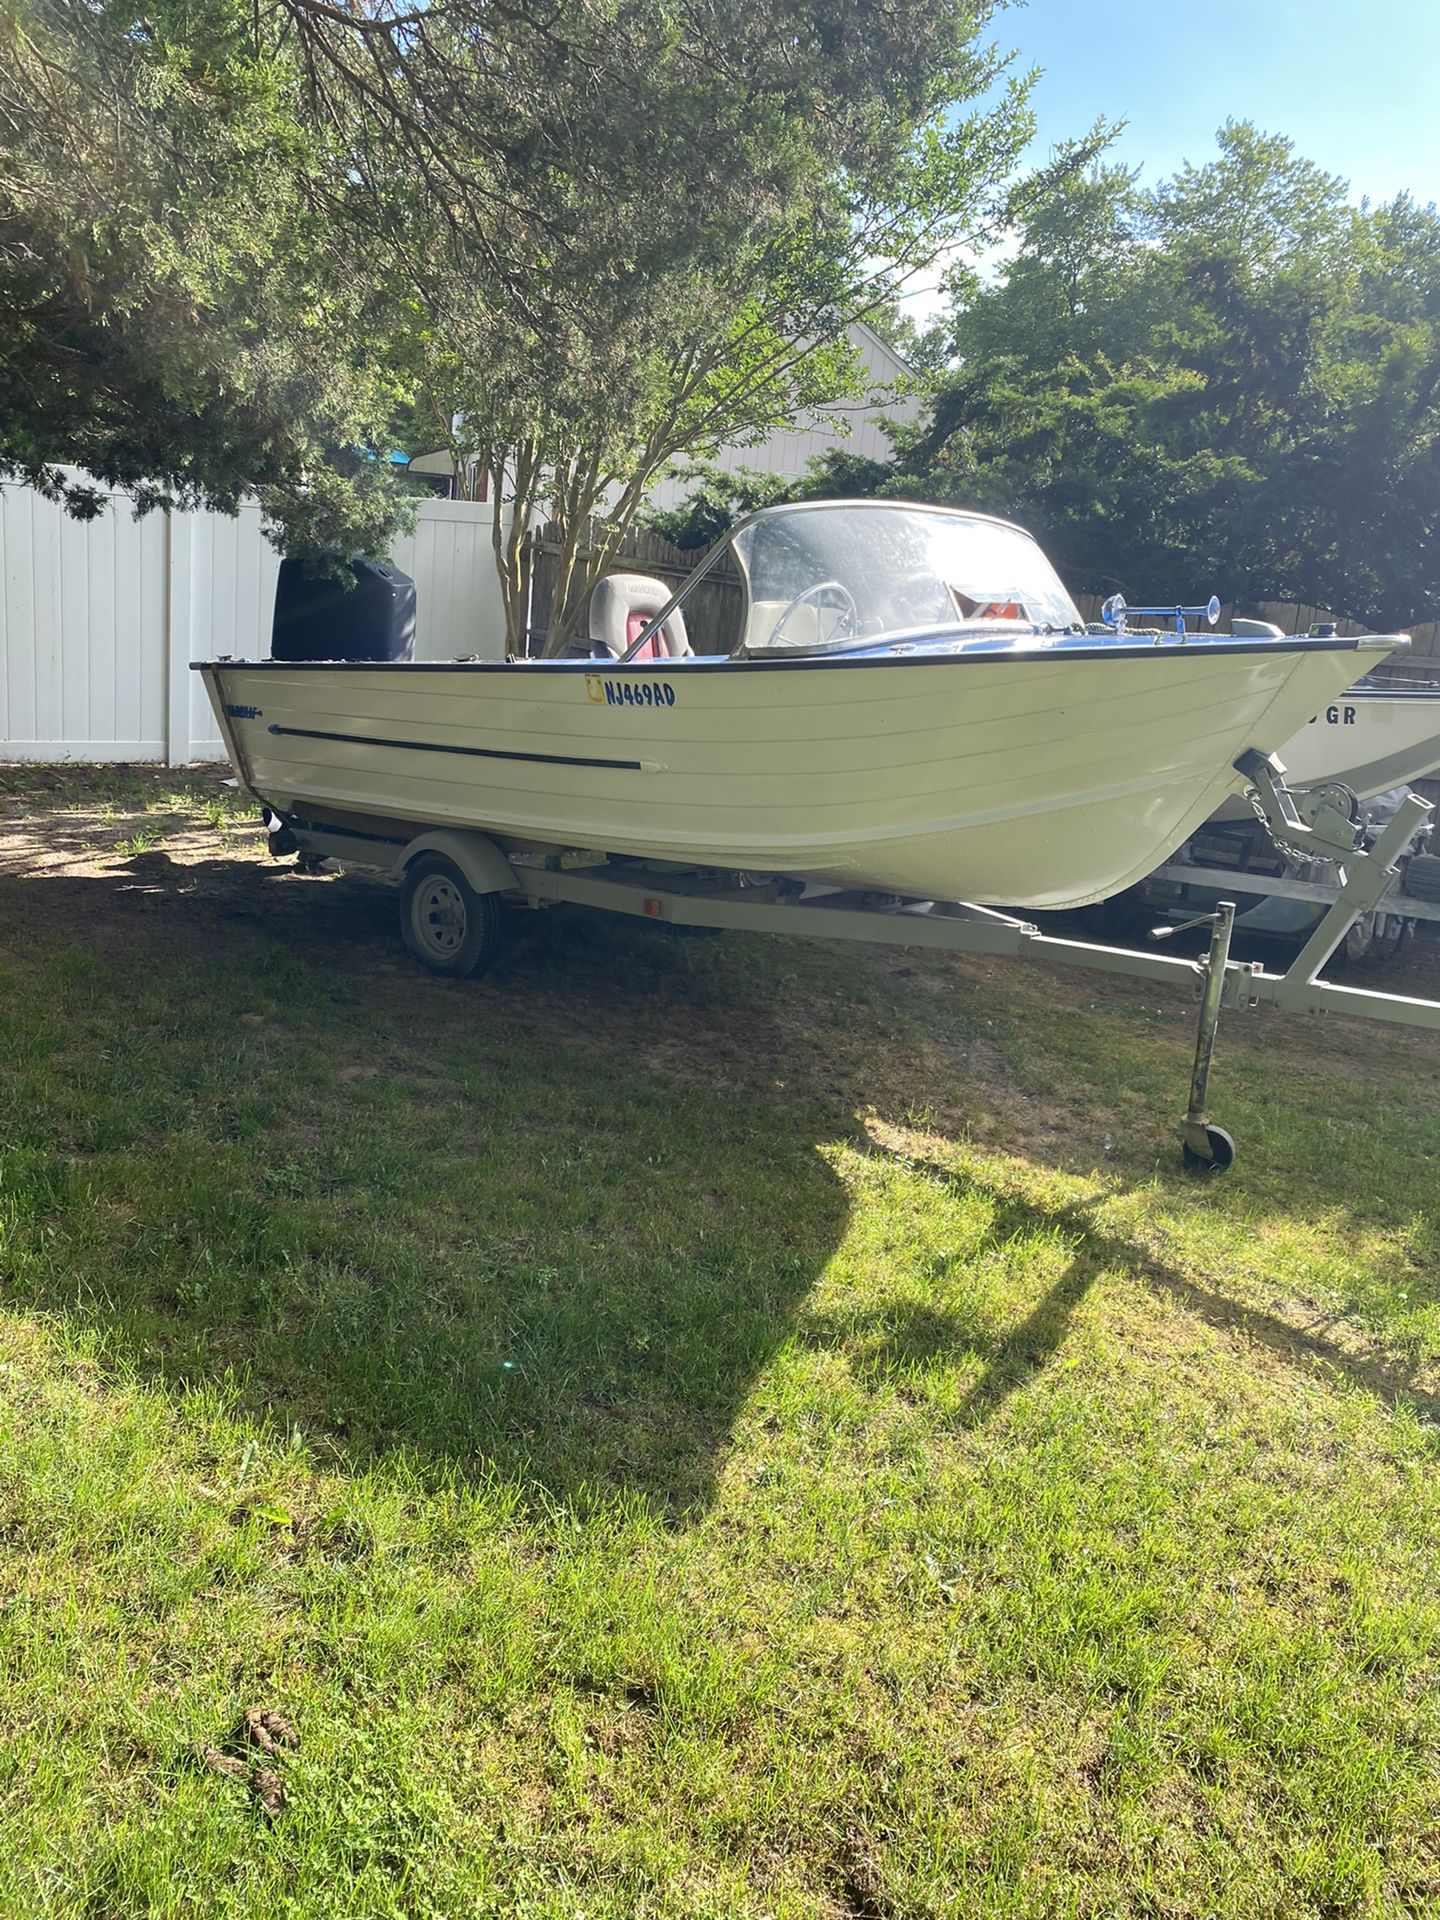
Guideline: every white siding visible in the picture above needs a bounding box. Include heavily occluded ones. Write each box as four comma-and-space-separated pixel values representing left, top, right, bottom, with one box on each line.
0, 478, 509, 763
0, 479, 170, 758
646, 322, 920, 513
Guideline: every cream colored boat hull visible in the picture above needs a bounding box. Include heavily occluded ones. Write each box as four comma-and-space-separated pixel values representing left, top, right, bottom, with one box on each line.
199, 640, 1400, 910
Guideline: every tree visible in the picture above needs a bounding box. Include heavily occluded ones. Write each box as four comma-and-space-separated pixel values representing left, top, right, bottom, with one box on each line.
859, 303, 952, 378
0, 0, 416, 555
641, 464, 796, 552
3, 0, 1042, 650
814, 123, 1440, 628
351, 3, 1039, 651
950, 153, 1150, 372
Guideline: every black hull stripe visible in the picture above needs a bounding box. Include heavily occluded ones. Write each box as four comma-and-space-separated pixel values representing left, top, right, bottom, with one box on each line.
267, 722, 642, 773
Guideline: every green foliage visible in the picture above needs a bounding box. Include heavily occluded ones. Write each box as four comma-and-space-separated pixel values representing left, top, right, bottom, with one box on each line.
0, 0, 418, 556
641, 465, 795, 551
858, 302, 953, 376
843, 122, 1440, 627
391, 4, 1037, 649
0, 0, 1039, 619
642, 445, 907, 551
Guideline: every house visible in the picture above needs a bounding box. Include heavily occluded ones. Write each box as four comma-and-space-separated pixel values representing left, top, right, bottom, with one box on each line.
406, 320, 919, 509
642, 320, 919, 511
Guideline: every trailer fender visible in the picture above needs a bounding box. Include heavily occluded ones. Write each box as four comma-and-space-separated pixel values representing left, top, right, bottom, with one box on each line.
398, 830, 517, 896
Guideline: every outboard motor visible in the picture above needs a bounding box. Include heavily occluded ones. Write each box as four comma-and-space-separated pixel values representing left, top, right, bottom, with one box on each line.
271, 555, 417, 663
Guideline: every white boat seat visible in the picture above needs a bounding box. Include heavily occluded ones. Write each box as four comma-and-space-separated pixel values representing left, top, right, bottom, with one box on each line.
589, 573, 691, 660
746, 598, 825, 650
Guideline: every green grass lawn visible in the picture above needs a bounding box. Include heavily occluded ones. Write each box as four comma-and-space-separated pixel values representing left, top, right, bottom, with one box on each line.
2, 764, 1440, 1918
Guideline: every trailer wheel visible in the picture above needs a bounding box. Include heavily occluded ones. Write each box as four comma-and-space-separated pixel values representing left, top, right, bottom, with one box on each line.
1182, 1124, 1236, 1174
400, 853, 507, 978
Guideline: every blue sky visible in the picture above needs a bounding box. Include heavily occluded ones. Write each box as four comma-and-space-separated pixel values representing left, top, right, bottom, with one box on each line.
999, 0, 1440, 207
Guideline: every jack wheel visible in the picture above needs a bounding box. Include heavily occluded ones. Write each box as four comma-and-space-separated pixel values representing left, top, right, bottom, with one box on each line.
1182, 1124, 1236, 1174
400, 854, 508, 978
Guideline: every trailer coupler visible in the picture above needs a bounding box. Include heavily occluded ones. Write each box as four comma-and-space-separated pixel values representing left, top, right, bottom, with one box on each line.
1237, 754, 1435, 998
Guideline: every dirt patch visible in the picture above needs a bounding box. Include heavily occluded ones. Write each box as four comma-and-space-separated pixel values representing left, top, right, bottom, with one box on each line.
0, 771, 398, 965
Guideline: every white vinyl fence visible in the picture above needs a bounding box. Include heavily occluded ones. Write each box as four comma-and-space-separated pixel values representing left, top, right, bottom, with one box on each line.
0, 477, 507, 763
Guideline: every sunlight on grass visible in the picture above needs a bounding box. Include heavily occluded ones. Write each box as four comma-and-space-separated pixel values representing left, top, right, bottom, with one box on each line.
2, 768, 1440, 1917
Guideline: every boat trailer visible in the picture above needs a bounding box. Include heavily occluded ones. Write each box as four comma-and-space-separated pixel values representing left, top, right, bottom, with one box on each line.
280, 750, 1440, 1174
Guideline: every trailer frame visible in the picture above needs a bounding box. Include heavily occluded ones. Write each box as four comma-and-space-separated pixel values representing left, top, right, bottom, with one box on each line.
280, 765, 1440, 1173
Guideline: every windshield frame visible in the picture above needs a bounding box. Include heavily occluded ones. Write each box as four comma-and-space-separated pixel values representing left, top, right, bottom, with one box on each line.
617, 500, 1076, 662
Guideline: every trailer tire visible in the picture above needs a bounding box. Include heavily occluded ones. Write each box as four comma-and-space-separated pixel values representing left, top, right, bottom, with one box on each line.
400, 853, 508, 979
1401, 852, 1440, 904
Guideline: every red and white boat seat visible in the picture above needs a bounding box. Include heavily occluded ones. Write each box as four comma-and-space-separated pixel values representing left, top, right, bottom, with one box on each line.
589, 573, 692, 660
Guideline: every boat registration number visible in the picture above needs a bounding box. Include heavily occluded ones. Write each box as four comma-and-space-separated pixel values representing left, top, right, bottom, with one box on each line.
586, 676, 677, 709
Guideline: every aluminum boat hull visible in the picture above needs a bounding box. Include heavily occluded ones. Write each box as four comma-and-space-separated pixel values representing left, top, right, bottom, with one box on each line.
198, 638, 1400, 910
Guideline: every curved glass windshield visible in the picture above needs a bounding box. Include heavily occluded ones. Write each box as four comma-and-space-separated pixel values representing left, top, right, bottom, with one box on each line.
730, 505, 1082, 654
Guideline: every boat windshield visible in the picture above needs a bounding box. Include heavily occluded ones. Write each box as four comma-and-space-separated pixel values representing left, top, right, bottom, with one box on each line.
730, 505, 1083, 654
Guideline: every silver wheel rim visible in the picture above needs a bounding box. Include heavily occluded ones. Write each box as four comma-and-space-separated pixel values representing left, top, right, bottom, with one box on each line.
413, 875, 467, 958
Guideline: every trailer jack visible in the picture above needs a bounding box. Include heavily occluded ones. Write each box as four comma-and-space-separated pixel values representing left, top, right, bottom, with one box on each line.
1152, 901, 1240, 1171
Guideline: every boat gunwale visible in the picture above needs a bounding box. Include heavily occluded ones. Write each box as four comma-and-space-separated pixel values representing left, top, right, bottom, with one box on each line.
193, 634, 1397, 674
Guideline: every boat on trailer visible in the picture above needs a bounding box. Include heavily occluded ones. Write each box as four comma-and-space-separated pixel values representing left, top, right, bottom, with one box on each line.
196, 502, 1407, 912
196, 500, 1440, 1173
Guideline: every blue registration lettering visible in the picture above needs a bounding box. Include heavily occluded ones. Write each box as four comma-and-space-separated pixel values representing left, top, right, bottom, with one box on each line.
596, 679, 677, 709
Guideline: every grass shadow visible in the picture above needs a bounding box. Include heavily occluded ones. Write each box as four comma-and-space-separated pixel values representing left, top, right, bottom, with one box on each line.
0, 842, 857, 1519
5, 770, 1439, 1520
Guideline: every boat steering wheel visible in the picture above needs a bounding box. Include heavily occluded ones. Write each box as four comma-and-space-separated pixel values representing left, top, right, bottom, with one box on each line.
767, 580, 859, 650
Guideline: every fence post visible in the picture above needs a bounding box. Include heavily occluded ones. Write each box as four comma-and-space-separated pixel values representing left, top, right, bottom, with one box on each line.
164, 510, 194, 766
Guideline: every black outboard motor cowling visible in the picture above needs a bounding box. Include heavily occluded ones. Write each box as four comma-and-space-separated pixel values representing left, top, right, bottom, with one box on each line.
271, 555, 417, 662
